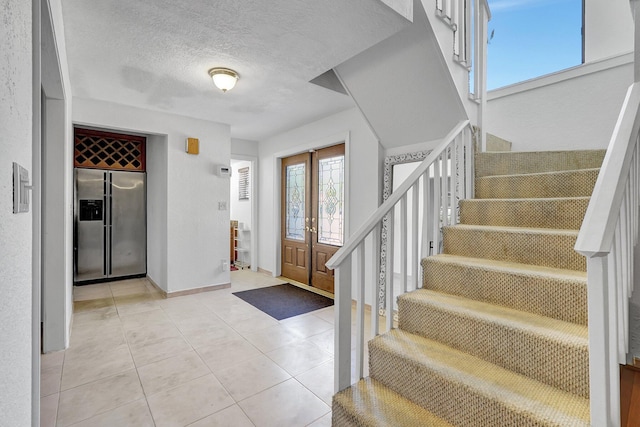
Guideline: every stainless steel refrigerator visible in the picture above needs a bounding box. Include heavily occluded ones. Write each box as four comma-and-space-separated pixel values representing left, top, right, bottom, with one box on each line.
74, 168, 147, 283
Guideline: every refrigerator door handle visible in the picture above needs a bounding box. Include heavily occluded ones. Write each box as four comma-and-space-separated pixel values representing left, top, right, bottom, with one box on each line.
103, 172, 108, 276
103, 224, 108, 276
109, 225, 113, 275
108, 172, 113, 276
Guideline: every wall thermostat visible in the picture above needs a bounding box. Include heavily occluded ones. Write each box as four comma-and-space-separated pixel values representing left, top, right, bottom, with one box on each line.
217, 166, 231, 177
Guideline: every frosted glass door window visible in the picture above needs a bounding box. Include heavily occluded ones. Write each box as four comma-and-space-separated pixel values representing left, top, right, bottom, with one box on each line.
317, 155, 344, 246
285, 163, 306, 241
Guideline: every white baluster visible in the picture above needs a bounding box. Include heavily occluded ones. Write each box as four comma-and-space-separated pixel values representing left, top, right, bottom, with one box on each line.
465, 127, 474, 198
441, 151, 449, 227
412, 183, 420, 291
465, 0, 472, 69
355, 241, 365, 380
620, 195, 629, 295
422, 170, 432, 260
371, 223, 380, 337
401, 194, 408, 294
433, 160, 441, 254
606, 251, 622, 426
613, 226, 626, 361
625, 183, 632, 298
452, 0, 459, 56
450, 139, 458, 225
386, 209, 395, 332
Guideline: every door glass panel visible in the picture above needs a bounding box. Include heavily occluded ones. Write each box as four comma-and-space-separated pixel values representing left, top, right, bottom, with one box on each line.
285, 163, 306, 241
317, 155, 344, 246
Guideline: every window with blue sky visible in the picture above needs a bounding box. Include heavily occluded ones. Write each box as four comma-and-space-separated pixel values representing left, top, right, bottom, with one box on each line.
487, 0, 583, 90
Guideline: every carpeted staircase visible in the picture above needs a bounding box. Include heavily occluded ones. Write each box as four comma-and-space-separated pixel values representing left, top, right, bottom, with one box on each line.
333, 149, 607, 426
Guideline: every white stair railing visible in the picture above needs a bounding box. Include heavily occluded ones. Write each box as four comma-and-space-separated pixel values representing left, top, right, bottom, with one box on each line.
575, 83, 640, 426
326, 120, 473, 392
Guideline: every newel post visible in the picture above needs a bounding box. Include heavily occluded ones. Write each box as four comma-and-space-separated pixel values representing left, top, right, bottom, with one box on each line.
334, 259, 352, 393
585, 255, 618, 426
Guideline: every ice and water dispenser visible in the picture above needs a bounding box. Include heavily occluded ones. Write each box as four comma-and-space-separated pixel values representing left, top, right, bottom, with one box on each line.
78, 199, 103, 221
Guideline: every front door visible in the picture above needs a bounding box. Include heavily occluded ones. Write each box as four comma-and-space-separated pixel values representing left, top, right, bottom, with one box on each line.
281, 144, 345, 293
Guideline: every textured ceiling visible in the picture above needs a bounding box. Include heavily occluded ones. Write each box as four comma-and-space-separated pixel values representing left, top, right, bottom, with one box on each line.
61, 0, 411, 141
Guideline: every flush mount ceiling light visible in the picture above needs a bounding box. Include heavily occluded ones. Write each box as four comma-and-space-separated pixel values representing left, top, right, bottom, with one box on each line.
208, 67, 239, 93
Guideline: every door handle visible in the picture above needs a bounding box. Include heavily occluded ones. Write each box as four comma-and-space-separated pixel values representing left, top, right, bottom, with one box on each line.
305, 226, 317, 233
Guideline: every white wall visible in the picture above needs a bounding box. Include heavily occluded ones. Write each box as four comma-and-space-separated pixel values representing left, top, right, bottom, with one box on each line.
0, 0, 33, 424
42, 98, 71, 352
146, 134, 169, 290
48, 0, 75, 356
258, 107, 381, 304
335, 0, 467, 150
73, 98, 232, 293
486, 56, 633, 151
585, 0, 634, 62
231, 138, 258, 157
41, 0, 74, 354
420, 0, 478, 123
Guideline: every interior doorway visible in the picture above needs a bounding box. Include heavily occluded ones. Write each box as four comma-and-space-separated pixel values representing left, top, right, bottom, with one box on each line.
230, 158, 255, 270
280, 144, 345, 294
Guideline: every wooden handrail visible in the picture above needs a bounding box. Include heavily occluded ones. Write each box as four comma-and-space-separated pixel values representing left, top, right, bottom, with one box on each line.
326, 119, 470, 270
575, 83, 640, 257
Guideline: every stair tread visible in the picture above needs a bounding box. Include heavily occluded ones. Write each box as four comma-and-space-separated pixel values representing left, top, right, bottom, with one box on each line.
478, 167, 600, 179
461, 196, 591, 204
427, 253, 587, 280
372, 329, 590, 424
446, 223, 580, 236
475, 149, 605, 178
400, 289, 588, 341
333, 377, 455, 427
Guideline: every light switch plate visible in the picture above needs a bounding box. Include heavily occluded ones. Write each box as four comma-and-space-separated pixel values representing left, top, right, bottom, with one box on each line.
13, 162, 30, 214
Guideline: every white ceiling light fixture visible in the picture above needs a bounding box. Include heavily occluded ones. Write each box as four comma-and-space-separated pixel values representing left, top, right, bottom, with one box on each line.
208, 67, 239, 93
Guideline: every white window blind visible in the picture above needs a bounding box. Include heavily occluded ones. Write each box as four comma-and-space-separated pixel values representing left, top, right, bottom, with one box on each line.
238, 167, 250, 200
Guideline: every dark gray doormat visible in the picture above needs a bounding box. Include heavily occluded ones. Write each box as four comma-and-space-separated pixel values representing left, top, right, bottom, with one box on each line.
232, 283, 334, 320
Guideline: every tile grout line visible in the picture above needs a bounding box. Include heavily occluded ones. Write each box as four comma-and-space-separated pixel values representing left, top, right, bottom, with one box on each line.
59, 273, 336, 426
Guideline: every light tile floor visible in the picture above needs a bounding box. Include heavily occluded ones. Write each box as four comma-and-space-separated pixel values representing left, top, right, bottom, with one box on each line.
40, 270, 351, 427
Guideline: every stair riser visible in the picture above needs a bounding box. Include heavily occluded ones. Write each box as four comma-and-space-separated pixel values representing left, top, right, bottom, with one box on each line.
475, 169, 599, 199
397, 297, 589, 397
475, 150, 605, 178
421, 258, 588, 325
443, 227, 585, 271
369, 341, 589, 426
459, 198, 589, 230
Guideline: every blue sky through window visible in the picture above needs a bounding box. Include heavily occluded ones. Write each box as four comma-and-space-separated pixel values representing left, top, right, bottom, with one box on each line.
486, 0, 583, 90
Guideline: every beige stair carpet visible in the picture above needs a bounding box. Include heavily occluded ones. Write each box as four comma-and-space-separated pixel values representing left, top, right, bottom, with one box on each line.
459, 197, 590, 230
368, 330, 590, 427
421, 255, 587, 325
474, 149, 605, 177
333, 150, 600, 426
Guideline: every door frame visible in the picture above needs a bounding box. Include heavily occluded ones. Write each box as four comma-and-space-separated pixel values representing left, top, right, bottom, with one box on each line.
271, 132, 351, 279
